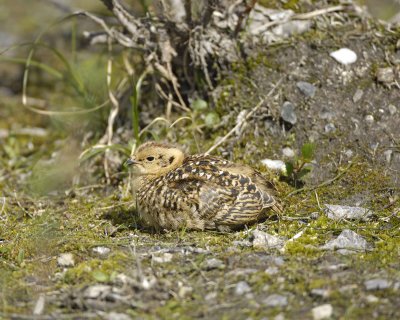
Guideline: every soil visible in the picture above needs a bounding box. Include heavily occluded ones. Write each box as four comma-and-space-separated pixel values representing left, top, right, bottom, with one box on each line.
0, 1, 399, 320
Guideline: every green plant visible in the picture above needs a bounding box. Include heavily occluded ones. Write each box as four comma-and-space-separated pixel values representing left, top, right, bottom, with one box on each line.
284, 143, 315, 187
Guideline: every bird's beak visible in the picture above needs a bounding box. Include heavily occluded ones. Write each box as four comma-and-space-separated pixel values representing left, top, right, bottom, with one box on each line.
125, 158, 139, 166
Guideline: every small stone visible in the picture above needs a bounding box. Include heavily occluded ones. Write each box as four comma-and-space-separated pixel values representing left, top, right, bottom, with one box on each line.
263, 294, 288, 307
310, 288, 330, 298
324, 204, 373, 221
330, 48, 357, 65
234, 281, 252, 295
84, 284, 111, 299
261, 159, 286, 173
296, 81, 316, 97
92, 246, 111, 255
233, 240, 252, 247
105, 312, 132, 320
312, 304, 333, 320
282, 147, 295, 158
364, 278, 392, 290
204, 258, 224, 270
205, 292, 217, 301
388, 104, 397, 115
320, 229, 369, 254
318, 108, 335, 120
281, 101, 297, 125
178, 285, 193, 298
324, 123, 336, 133
352, 89, 364, 103
226, 268, 258, 277
384, 150, 392, 163
376, 67, 395, 83
152, 252, 173, 263
33, 294, 45, 315
366, 295, 379, 303
365, 115, 374, 123
265, 266, 279, 275
275, 313, 285, 320
252, 229, 285, 249
344, 149, 353, 158
57, 253, 75, 267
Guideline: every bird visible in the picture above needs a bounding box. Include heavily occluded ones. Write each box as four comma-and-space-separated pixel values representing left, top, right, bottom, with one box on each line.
126, 141, 282, 231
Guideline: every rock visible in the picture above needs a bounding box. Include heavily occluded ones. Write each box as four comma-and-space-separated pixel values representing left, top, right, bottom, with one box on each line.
203, 258, 224, 270
324, 204, 373, 221
251, 230, 285, 249
352, 89, 364, 103
330, 48, 357, 65
265, 266, 279, 275
104, 312, 132, 320
282, 147, 295, 158
261, 159, 286, 173
0, 129, 8, 138
364, 278, 392, 290
57, 253, 75, 267
324, 123, 336, 133
366, 295, 379, 303
376, 67, 395, 83
205, 292, 217, 301
388, 104, 397, 115
92, 246, 111, 255
296, 81, 316, 97
274, 314, 285, 320
320, 229, 369, 254
262, 294, 288, 307
233, 240, 253, 247
33, 294, 45, 315
178, 285, 193, 298
312, 304, 333, 320
365, 115, 374, 123
151, 252, 173, 263
384, 150, 392, 163
226, 268, 258, 277
281, 101, 297, 125
318, 108, 335, 120
84, 284, 112, 299
310, 288, 330, 298
234, 281, 252, 295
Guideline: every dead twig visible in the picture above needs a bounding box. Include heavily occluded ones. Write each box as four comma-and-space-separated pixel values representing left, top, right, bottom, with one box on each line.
253, 5, 347, 34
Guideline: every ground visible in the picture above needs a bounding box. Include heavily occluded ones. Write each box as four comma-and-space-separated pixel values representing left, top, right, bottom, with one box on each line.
0, 1, 399, 319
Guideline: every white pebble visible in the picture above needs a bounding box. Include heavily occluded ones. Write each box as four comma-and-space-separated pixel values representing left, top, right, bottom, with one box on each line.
282, 147, 295, 158
330, 48, 357, 65
261, 159, 286, 173
57, 253, 75, 267
312, 304, 333, 320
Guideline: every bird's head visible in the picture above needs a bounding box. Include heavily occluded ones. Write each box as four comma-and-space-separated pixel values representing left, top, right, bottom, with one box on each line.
126, 142, 185, 176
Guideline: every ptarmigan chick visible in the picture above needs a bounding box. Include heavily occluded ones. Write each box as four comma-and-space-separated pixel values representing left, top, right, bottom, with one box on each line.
126, 142, 282, 231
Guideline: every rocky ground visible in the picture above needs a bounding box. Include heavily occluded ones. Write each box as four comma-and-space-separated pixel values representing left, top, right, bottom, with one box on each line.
1, 1, 400, 319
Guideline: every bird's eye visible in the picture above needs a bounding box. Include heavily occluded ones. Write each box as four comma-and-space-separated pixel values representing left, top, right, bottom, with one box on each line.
146, 156, 155, 161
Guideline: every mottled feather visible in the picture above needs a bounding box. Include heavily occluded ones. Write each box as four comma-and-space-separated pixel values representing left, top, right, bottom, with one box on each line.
128, 143, 282, 231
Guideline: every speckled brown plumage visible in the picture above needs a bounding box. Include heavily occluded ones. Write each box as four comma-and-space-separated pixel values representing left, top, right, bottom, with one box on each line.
127, 142, 282, 231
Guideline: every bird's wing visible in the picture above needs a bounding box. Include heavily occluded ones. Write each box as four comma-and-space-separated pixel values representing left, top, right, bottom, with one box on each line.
164, 159, 279, 229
